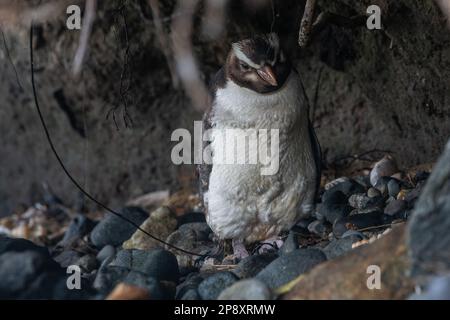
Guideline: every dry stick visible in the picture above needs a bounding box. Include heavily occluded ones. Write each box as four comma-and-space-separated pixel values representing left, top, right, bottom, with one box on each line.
171, 0, 210, 112
72, 0, 97, 77
298, 0, 317, 48
201, 0, 228, 40
148, 0, 180, 89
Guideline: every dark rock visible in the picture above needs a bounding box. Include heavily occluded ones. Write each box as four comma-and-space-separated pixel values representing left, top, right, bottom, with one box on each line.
255, 248, 326, 289
387, 179, 401, 198
0, 236, 49, 256
76, 254, 98, 273
0, 250, 92, 299
96, 244, 116, 263
110, 249, 179, 283
141, 250, 179, 283
198, 272, 238, 300
307, 220, 331, 238
0, 250, 59, 298
280, 231, 298, 255
317, 190, 353, 224
181, 289, 201, 300
177, 222, 213, 241
90, 206, 149, 248
322, 179, 366, 201
165, 223, 215, 269
124, 271, 171, 299
232, 252, 278, 279
93, 265, 130, 293
384, 199, 407, 216
414, 171, 430, 182
408, 140, 450, 279
374, 177, 392, 196
405, 181, 425, 204
59, 214, 96, 246
333, 211, 383, 238
177, 211, 206, 227
176, 273, 205, 299
323, 236, 360, 259
218, 279, 272, 300
342, 230, 366, 240
54, 250, 82, 268
370, 155, 399, 186
367, 187, 381, 198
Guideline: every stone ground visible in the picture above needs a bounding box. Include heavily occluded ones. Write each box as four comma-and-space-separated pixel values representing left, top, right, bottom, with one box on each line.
1, 153, 449, 300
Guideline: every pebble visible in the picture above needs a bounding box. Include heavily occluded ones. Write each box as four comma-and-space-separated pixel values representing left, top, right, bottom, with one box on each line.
323, 179, 366, 201
387, 179, 401, 198
317, 190, 353, 224
0, 235, 49, 256
110, 248, 180, 283
181, 288, 202, 300
367, 187, 381, 198
232, 253, 278, 279
370, 155, 399, 186
90, 207, 149, 248
218, 279, 272, 300
122, 207, 178, 251
0, 250, 92, 299
255, 248, 326, 289
374, 177, 392, 196
322, 235, 361, 259
333, 211, 383, 238
176, 273, 205, 299
348, 193, 384, 210
280, 231, 299, 255
384, 199, 407, 217
165, 222, 215, 269
342, 230, 366, 240
123, 271, 172, 299
198, 272, 239, 300
96, 245, 116, 263
324, 177, 350, 191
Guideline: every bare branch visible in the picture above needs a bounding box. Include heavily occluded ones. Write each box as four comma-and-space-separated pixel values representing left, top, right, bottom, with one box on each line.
171, 0, 210, 112
298, 0, 317, 48
202, 0, 228, 40
72, 0, 97, 77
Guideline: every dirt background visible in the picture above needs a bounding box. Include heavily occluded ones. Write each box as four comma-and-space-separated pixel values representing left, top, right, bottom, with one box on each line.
0, 0, 449, 215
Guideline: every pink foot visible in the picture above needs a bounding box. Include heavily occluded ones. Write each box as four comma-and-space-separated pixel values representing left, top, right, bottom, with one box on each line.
232, 239, 250, 260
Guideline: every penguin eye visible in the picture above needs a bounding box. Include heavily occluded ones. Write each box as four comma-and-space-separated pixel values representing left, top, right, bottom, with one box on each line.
239, 62, 251, 71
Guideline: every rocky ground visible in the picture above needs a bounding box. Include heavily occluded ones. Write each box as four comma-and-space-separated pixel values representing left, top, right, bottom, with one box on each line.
0, 152, 449, 300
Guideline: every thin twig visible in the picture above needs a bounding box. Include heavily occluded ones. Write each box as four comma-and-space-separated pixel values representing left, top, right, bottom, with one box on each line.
298, 0, 317, 48
171, 0, 210, 112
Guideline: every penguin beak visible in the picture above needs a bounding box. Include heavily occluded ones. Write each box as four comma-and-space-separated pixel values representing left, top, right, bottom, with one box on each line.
257, 65, 278, 87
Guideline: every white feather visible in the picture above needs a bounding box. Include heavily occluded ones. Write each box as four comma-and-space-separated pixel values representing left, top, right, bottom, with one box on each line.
206, 72, 317, 242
